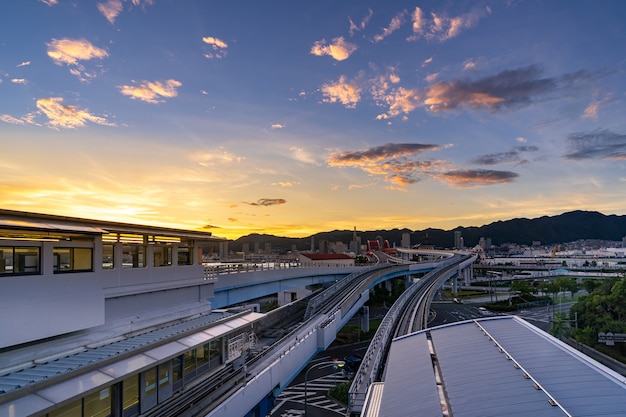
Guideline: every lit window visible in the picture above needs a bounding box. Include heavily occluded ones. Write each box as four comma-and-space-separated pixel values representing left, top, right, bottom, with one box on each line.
178, 246, 193, 265
123, 374, 139, 410
102, 244, 114, 269
153, 246, 172, 267
122, 245, 145, 268
84, 387, 111, 417
49, 398, 81, 417
0, 246, 40, 275
53, 247, 93, 273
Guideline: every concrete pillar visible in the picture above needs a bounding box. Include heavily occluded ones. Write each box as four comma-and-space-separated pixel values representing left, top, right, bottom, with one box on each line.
360, 306, 370, 333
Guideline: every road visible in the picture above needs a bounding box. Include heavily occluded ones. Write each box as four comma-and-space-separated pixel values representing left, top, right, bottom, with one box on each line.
269, 342, 370, 417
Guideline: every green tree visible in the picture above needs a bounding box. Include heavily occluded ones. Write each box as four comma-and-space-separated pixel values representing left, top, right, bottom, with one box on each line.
550, 311, 570, 340
581, 279, 600, 295
511, 280, 533, 299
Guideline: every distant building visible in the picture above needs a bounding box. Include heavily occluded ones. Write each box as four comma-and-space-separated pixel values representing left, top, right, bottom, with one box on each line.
401, 232, 411, 248
333, 241, 348, 254
622, 236, 626, 248
454, 230, 462, 249
298, 253, 355, 267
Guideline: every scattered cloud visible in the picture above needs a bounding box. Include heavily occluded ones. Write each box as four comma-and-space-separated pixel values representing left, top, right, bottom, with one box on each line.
201, 224, 221, 230
272, 181, 300, 187
423, 65, 591, 113
192, 148, 244, 166
564, 129, 626, 160
582, 101, 600, 119
329, 143, 445, 164
348, 8, 373, 36
39, 0, 57, 5
366, 65, 591, 119
246, 198, 287, 206
375, 86, 421, 119
0, 113, 38, 126
321, 75, 361, 108
407, 7, 426, 40
463, 59, 478, 71
470, 146, 539, 166
97, 0, 123, 24
516, 137, 527, 143
328, 142, 452, 189
36, 97, 115, 129
47, 38, 108, 80
98, 0, 154, 24
118, 79, 182, 103
11, 79, 27, 84
441, 169, 518, 188
202, 36, 228, 59
310, 37, 357, 61
271, 124, 284, 129
581, 95, 613, 120
423, 57, 433, 66
373, 10, 407, 43
424, 72, 439, 83
408, 6, 490, 42
290, 146, 319, 165
17, 61, 30, 67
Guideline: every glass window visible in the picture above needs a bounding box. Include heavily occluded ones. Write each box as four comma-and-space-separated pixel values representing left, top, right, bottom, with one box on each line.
122, 375, 139, 410
0, 246, 40, 275
84, 388, 111, 417
144, 367, 157, 396
53, 247, 93, 273
183, 350, 195, 374
173, 356, 183, 383
196, 344, 209, 367
209, 339, 221, 361
102, 244, 114, 269
158, 365, 170, 388
74, 248, 93, 270
153, 246, 172, 267
122, 245, 145, 268
49, 398, 81, 417
178, 246, 192, 266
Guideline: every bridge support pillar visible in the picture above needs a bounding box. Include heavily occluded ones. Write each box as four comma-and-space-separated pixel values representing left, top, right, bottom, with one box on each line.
360, 306, 369, 333
385, 280, 393, 295
404, 274, 412, 288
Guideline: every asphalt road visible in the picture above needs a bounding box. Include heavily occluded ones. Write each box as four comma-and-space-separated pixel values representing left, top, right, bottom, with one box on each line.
269, 341, 370, 417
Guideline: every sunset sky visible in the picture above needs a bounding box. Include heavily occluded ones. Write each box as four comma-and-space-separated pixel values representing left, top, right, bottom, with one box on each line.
1, 0, 626, 240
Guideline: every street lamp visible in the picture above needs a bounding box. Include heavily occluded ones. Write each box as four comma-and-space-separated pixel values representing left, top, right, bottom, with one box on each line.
304, 360, 345, 417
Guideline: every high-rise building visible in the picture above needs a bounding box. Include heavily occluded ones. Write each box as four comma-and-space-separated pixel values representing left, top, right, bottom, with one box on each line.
401, 232, 411, 248
454, 230, 462, 249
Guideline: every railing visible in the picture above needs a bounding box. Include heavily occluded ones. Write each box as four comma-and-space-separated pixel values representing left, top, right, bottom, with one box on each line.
203, 260, 366, 279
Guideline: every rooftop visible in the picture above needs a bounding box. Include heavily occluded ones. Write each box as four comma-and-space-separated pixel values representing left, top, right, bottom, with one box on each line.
376, 316, 626, 417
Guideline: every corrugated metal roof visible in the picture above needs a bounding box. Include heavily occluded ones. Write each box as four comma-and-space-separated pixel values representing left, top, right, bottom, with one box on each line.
0, 311, 264, 417
373, 316, 626, 417
378, 332, 441, 416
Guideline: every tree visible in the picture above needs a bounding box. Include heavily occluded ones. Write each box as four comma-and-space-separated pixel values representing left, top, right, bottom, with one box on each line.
550, 311, 570, 340
582, 279, 600, 295
511, 280, 533, 299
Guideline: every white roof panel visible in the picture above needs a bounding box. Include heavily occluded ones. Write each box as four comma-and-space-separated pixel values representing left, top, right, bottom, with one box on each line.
376, 316, 626, 417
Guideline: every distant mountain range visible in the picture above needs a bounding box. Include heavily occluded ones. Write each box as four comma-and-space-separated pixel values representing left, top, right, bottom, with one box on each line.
229, 211, 626, 253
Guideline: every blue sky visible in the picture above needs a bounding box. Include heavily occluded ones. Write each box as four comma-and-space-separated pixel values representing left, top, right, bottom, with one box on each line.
1, 0, 625, 239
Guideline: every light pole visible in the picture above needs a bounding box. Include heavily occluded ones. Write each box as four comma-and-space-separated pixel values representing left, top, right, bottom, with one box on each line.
304, 360, 345, 417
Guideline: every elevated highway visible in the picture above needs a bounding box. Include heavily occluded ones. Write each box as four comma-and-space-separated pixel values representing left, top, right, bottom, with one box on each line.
0, 250, 474, 417
202, 252, 474, 417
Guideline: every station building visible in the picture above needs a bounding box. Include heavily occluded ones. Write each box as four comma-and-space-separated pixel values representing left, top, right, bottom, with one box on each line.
0, 209, 263, 417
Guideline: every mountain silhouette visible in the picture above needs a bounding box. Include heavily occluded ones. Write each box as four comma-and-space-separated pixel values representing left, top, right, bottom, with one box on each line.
228, 210, 626, 254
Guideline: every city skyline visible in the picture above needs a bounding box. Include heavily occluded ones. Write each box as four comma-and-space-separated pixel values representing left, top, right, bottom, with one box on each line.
1, 1, 625, 240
